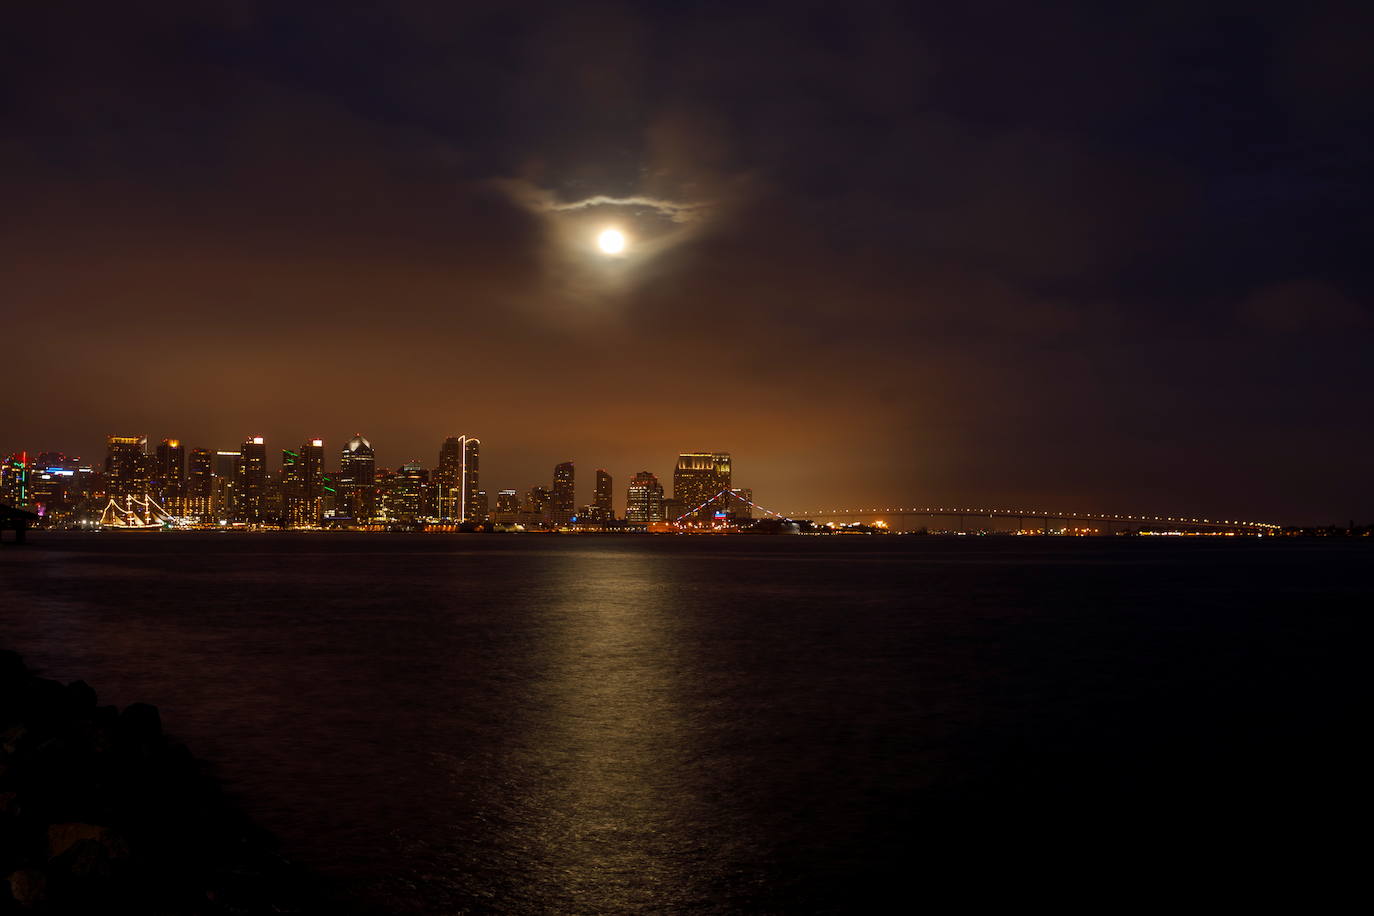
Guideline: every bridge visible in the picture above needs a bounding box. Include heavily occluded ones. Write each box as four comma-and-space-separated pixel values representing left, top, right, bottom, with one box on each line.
673, 489, 1279, 534
778, 506, 1280, 535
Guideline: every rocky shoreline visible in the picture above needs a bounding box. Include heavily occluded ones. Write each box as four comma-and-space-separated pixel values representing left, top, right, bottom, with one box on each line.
1, 650, 331, 913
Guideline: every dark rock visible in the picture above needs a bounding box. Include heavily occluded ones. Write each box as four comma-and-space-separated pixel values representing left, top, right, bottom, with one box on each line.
47, 823, 127, 860
65, 681, 97, 712
118, 703, 162, 742
1, 650, 332, 914
1, 725, 26, 756
52, 837, 116, 879
6, 867, 47, 906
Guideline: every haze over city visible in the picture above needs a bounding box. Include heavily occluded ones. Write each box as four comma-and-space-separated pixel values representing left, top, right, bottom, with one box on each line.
4, 2, 1371, 525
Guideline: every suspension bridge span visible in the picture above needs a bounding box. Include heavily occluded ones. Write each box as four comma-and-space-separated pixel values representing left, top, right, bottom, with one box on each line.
777, 505, 1280, 534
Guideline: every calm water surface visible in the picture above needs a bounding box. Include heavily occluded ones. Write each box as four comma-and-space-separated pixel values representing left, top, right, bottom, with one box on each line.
1, 534, 1369, 911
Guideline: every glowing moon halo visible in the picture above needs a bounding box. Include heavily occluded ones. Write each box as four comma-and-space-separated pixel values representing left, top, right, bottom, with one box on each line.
597, 228, 626, 254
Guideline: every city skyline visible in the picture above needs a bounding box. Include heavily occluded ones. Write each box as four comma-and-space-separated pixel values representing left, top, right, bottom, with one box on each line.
0, 421, 1359, 528
2, 431, 768, 528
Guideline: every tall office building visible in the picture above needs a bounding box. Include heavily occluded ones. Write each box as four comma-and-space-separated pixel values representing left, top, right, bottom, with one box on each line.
153, 439, 186, 501
592, 469, 614, 522
281, 448, 301, 524
380, 461, 428, 522
339, 434, 376, 522
104, 435, 150, 498
552, 461, 575, 526
729, 488, 754, 520
495, 489, 520, 514
283, 438, 325, 527
673, 452, 732, 521
213, 450, 240, 520
526, 485, 552, 523
300, 438, 324, 524
626, 471, 665, 524
435, 437, 461, 520
462, 439, 480, 521
0, 454, 26, 508
186, 448, 213, 520
436, 435, 482, 522
239, 436, 267, 523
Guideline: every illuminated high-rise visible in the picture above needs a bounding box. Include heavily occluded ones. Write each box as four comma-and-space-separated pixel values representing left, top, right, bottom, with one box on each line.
186, 448, 213, 520
0, 454, 27, 508
626, 471, 664, 524
496, 489, 520, 514
436, 435, 481, 522
436, 437, 461, 519
153, 439, 185, 501
527, 485, 552, 524
284, 438, 325, 527
104, 435, 150, 498
593, 469, 614, 522
380, 461, 428, 522
339, 434, 376, 522
552, 461, 575, 526
239, 436, 267, 523
213, 450, 240, 520
673, 452, 732, 521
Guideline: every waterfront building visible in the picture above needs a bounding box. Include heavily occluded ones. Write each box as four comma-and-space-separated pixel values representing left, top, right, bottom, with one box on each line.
104, 435, 150, 498
626, 471, 665, 524
24, 465, 75, 522
380, 461, 429, 522
239, 436, 268, 523
729, 488, 754, 520
339, 434, 377, 522
552, 461, 575, 526
592, 469, 614, 522
0, 454, 27, 508
526, 485, 552, 524
153, 439, 185, 501
185, 448, 213, 520
673, 452, 732, 521
495, 489, 520, 514
213, 450, 240, 521
436, 435, 481, 522
283, 439, 325, 527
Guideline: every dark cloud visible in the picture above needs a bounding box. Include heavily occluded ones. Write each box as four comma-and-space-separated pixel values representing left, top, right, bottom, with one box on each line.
2, 0, 1371, 522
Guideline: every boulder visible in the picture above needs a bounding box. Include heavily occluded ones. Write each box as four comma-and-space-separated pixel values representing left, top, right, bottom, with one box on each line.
48, 822, 116, 859
6, 867, 47, 906
118, 703, 162, 742
66, 680, 97, 712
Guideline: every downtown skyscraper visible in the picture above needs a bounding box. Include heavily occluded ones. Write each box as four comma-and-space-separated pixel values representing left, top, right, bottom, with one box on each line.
552, 461, 575, 526
239, 436, 267, 523
593, 469, 614, 522
104, 435, 149, 499
153, 438, 185, 501
436, 435, 481, 522
284, 438, 325, 527
673, 452, 732, 521
626, 471, 665, 524
339, 434, 376, 522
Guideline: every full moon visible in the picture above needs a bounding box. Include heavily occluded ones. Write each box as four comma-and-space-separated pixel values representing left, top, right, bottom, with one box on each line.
597, 228, 626, 254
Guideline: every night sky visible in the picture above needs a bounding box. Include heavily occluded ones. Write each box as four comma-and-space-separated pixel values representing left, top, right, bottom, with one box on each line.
3, 1, 1371, 523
